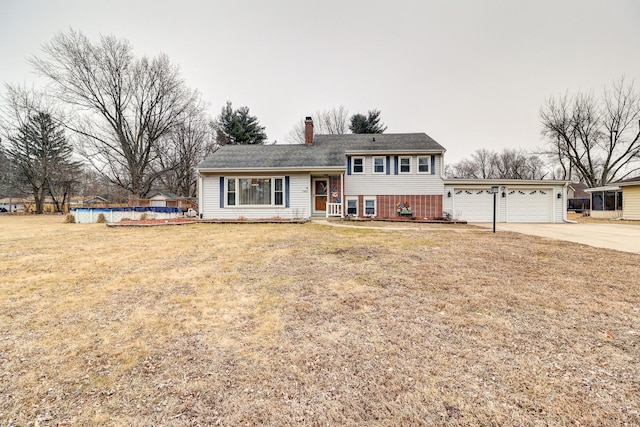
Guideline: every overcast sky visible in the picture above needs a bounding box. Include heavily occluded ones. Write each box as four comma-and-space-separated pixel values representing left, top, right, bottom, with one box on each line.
1, 0, 639, 163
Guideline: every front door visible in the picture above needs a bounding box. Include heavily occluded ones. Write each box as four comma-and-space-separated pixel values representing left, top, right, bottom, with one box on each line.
313, 178, 328, 213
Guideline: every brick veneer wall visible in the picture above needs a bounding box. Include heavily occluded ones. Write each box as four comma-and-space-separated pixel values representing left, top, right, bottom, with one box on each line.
376, 195, 443, 219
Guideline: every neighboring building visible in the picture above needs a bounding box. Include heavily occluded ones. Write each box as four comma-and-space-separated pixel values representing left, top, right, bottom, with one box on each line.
586, 177, 640, 220
83, 195, 111, 207
196, 117, 569, 223
0, 198, 27, 212
567, 182, 590, 212
618, 178, 640, 220
129, 192, 198, 211
584, 185, 624, 219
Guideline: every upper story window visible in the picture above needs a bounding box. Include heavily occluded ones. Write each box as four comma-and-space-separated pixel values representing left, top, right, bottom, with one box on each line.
417, 156, 431, 174
352, 157, 364, 174
399, 156, 411, 173
373, 156, 385, 174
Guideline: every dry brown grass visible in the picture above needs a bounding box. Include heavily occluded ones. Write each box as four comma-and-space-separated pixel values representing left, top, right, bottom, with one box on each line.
568, 211, 640, 225
0, 215, 638, 426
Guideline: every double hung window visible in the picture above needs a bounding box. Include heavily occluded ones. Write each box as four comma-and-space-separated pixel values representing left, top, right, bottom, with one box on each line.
399, 156, 411, 173
373, 157, 385, 174
346, 198, 358, 216
364, 198, 376, 216
417, 156, 431, 173
352, 157, 364, 174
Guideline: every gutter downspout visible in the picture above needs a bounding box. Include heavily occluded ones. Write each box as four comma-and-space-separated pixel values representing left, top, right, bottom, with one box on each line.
562, 182, 577, 223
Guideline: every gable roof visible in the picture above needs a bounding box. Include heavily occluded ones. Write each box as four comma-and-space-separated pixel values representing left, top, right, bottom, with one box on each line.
197, 133, 445, 172
586, 176, 640, 192
569, 182, 589, 198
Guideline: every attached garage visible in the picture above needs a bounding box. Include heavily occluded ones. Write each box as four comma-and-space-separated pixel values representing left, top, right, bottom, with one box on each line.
450, 189, 495, 222
443, 179, 569, 223
506, 189, 551, 222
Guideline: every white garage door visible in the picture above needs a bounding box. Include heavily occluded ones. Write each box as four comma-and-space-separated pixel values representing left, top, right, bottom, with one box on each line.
507, 189, 550, 222
452, 189, 495, 222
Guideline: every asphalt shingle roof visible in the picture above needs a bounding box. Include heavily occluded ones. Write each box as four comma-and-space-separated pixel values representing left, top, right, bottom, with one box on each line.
197, 133, 445, 170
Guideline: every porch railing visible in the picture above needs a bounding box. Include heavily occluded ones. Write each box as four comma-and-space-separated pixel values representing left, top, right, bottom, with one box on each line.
326, 203, 343, 217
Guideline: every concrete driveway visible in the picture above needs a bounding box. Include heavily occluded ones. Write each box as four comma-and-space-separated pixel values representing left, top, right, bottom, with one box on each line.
472, 222, 640, 254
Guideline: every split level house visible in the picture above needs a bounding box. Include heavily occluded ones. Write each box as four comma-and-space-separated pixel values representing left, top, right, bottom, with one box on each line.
196, 117, 570, 223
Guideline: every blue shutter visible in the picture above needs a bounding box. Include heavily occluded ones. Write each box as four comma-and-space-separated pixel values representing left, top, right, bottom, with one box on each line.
347, 156, 352, 175
285, 176, 290, 208
394, 156, 399, 175
219, 177, 225, 208
431, 156, 436, 175
386, 156, 391, 175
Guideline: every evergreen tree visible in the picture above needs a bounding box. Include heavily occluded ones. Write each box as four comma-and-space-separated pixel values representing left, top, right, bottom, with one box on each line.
213, 101, 267, 145
349, 109, 387, 134
5, 112, 81, 213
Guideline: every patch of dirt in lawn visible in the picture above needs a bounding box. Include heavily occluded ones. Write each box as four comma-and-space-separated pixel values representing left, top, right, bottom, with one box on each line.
0, 215, 638, 426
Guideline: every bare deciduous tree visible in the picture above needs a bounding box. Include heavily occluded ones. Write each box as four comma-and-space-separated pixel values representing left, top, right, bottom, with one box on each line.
447, 148, 549, 180
156, 101, 216, 197
285, 106, 350, 144
540, 78, 640, 187
31, 30, 200, 198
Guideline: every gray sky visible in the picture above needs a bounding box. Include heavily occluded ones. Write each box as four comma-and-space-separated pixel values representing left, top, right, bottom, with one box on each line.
1, 0, 639, 163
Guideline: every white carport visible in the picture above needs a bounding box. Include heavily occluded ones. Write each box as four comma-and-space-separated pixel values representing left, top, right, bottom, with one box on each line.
443, 179, 569, 223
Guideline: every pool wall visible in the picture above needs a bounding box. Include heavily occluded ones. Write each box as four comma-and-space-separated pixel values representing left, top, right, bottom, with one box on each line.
71, 207, 182, 223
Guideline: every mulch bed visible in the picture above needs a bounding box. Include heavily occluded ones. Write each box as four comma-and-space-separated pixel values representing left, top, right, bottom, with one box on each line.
106, 217, 309, 227
107, 217, 466, 227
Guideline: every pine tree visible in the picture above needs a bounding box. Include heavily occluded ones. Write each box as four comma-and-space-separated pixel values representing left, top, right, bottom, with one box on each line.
213, 101, 267, 145
5, 112, 81, 213
349, 109, 387, 134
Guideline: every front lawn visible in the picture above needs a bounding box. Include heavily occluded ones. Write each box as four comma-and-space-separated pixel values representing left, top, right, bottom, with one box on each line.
0, 216, 638, 425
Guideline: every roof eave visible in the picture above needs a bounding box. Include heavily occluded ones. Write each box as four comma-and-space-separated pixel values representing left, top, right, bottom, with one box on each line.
584, 185, 621, 192
197, 166, 345, 174
443, 178, 572, 185
344, 149, 445, 155
616, 180, 640, 187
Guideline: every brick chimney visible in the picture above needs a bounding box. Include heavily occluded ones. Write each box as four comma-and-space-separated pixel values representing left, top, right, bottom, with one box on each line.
304, 116, 314, 145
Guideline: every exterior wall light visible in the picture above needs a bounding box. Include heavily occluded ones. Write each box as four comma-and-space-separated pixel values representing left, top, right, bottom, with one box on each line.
557, 193, 562, 199
447, 191, 451, 198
